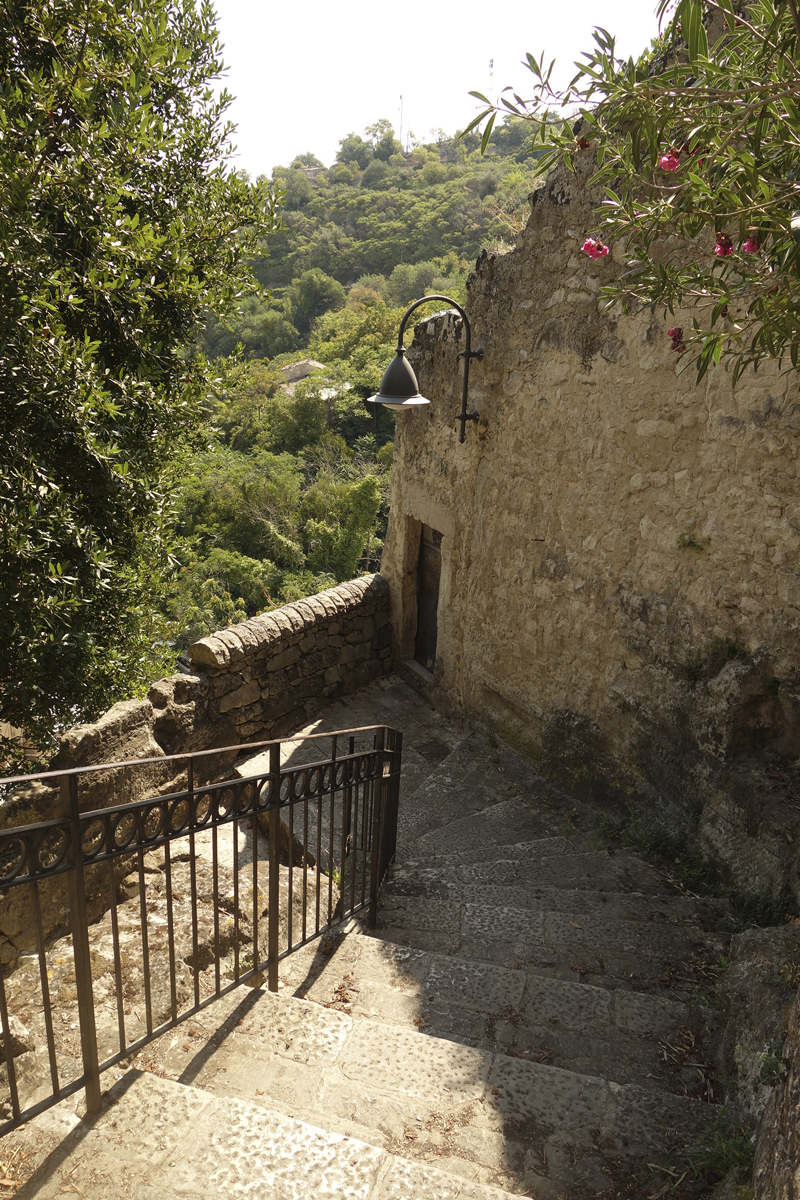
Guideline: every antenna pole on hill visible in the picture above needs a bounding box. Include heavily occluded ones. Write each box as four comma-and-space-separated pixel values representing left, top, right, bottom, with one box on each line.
399, 95, 403, 152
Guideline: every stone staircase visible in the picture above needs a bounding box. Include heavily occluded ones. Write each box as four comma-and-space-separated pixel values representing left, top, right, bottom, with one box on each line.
8, 676, 732, 1199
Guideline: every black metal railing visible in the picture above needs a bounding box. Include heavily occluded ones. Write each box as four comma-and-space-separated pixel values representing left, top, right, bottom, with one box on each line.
0, 724, 402, 1132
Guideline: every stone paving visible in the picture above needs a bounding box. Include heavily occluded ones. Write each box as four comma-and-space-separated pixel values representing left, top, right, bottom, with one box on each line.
0, 676, 730, 1198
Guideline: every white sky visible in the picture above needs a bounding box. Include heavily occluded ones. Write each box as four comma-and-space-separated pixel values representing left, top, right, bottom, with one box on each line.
211, 1, 661, 179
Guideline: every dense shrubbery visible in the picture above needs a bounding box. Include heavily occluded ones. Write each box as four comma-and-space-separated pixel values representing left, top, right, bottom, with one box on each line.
197, 118, 542, 363
166, 370, 392, 650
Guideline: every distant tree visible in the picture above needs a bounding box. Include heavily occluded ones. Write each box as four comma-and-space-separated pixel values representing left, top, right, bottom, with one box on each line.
365, 119, 403, 162
200, 299, 302, 360
274, 167, 314, 210
291, 153, 325, 168
360, 159, 391, 190
337, 134, 373, 170
284, 269, 347, 334
0, 0, 278, 755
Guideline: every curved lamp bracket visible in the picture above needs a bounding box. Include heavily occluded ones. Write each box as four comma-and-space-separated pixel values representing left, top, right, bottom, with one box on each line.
367, 293, 483, 444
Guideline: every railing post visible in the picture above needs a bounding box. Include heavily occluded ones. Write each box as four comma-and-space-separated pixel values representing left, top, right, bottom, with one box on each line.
385, 729, 402, 871
368, 728, 385, 928
267, 741, 281, 993
60, 774, 102, 1115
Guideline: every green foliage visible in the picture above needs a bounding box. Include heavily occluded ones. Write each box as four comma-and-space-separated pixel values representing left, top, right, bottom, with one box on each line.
682, 1106, 755, 1187
0, 0, 278, 754
304, 474, 382, 582
470, 0, 800, 381
165, 359, 392, 645
177, 446, 304, 565
284, 269, 346, 334
201, 299, 302, 361
247, 118, 543, 292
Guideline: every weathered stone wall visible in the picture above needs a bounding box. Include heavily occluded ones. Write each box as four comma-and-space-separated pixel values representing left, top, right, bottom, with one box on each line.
381, 155, 800, 906
184, 572, 391, 746
0, 574, 390, 960
753, 986, 800, 1198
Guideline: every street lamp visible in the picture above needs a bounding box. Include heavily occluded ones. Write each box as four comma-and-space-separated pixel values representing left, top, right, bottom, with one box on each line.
366, 294, 483, 443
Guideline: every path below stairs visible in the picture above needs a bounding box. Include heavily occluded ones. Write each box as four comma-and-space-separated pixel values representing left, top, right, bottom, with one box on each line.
6, 675, 732, 1200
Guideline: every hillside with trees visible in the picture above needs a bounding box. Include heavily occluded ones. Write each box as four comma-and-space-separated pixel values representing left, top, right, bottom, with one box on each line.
169, 116, 543, 659
2, 76, 540, 764
198, 117, 541, 362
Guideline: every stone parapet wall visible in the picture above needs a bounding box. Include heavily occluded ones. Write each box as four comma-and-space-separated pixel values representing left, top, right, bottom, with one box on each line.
0, 575, 390, 961
186, 574, 391, 745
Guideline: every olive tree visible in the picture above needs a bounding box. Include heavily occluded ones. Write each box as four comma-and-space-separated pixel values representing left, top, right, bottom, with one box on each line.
0, 0, 279, 757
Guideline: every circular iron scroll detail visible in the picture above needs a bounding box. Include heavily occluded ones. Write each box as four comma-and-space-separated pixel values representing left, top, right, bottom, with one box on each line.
112, 811, 136, 850
81, 818, 106, 858
257, 778, 273, 808
0, 837, 27, 883
235, 782, 255, 814
36, 828, 69, 872
169, 798, 190, 833
142, 804, 164, 842
194, 793, 212, 826
216, 788, 234, 820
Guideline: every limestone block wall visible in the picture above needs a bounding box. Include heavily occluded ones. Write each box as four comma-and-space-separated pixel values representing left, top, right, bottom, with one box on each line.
0, 574, 390, 960
184, 572, 392, 744
381, 154, 800, 906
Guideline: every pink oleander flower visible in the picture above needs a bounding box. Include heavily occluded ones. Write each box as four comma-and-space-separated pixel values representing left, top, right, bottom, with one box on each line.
582, 238, 609, 259
741, 236, 758, 253
659, 151, 681, 172
667, 326, 686, 352
715, 233, 733, 257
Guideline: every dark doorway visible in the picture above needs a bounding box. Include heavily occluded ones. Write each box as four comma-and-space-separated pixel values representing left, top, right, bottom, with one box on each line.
414, 525, 442, 672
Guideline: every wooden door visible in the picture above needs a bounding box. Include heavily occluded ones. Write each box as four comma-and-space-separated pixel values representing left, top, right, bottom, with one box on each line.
414, 525, 442, 672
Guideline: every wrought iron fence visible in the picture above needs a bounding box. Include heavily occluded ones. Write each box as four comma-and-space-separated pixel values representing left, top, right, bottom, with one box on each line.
0, 724, 402, 1132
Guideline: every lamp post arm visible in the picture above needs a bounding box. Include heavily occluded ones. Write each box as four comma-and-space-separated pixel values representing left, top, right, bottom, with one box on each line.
396, 293, 471, 351
396, 294, 482, 444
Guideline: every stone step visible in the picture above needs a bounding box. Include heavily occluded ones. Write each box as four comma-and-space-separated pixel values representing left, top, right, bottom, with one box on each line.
388, 859, 731, 927
409, 847, 681, 897
14, 1068, 525, 1200
277, 924, 709, 1094
138, 980, 719, 1199
370, 893, 725, 985
395, 739, 584, 851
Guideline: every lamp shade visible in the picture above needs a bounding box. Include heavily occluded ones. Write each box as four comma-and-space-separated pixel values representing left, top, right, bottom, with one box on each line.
366, 348, 430, 410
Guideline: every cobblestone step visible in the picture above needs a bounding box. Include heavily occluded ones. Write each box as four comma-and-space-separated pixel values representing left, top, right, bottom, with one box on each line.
370, 893, 725, 987
389, 860, 732, 926
131, 980, 719, 1199
12, 1069, 526, 1200
275, 924, 706, 1093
